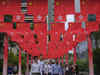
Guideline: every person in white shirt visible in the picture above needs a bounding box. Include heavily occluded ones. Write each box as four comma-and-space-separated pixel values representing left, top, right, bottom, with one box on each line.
44, 61, 49, 75
31, 56, 40, 75
43, 60, 53, 75
48, 60, 53, 75
39, 55, 45, 75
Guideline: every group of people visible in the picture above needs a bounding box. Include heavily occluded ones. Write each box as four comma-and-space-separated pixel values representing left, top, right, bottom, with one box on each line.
30, 56, 79, 75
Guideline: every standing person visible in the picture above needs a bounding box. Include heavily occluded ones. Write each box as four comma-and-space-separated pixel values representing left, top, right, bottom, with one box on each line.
75, 64, 79, 75
8, 64, 13, 75
72, 65, 75, 75
44, 60, 49, 75
13, 65, 18, 75
48, 60, 53, 75
52, 60, 60, 75
31, 56, 40, 75
39, 55, 45, 75
64, 64, 69, 75
69, 64, 73, 75
59, 63, 64, 75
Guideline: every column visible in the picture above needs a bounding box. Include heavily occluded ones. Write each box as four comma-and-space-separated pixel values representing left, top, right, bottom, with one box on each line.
66, 50, 69, 64
3, 36, 8, 75
73, 48, 77, 64
88, 35, 94, 75
26, 54, 29, 75
18, 48, 22, 75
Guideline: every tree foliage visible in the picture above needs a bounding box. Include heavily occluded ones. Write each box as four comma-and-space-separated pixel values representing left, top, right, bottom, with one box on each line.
93, 48, 100, 75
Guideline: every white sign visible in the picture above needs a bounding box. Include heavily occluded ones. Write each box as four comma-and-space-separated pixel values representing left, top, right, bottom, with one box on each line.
66, 14, 75, 22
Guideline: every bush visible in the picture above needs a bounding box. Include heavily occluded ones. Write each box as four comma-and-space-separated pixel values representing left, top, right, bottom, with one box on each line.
0, 59, 3, 75
76, 59, 89, 72
8, 51, 26, 74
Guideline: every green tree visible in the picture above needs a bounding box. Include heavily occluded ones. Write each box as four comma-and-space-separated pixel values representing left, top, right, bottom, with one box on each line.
92, 31, 100, 49
93, 48, 100, 75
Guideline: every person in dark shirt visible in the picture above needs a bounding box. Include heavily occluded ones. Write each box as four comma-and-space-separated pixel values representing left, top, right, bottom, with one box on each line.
8, 65, 13, 75
69, 64, 73, 75
65, 64, 69, 75
75, 64, 79, 75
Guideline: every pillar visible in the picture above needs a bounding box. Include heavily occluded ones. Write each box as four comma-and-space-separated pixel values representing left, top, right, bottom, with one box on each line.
26, 54, 29, 75
66, 51, 69, 64
58, 58, 60, 64
88, 35, 94, 75
18, 48, 22, 75
3, 36, 8, 75
61, 56, 63, 64
31, 56, 33, 64
73, 48, 77, 64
